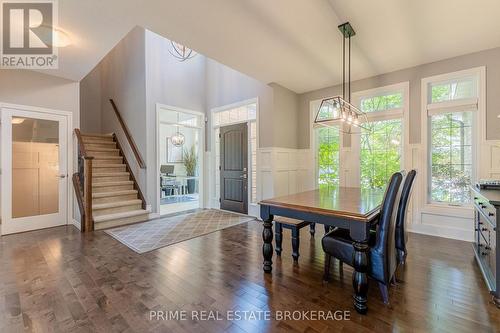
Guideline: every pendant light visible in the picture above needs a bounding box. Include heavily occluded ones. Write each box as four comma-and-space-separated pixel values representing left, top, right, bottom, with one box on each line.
314, 22, 369, 133
169, 41, 197, 62
171, 112, 185, 147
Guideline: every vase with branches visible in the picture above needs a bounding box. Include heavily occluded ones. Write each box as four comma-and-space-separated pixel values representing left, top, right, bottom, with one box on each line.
183, 145, 198, 194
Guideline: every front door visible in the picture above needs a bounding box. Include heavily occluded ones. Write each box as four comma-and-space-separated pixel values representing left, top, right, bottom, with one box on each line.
220, 123, 248, 214
1, 108, 69, 235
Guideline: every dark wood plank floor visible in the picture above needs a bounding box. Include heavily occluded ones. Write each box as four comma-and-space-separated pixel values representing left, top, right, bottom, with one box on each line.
0, 221, 499, 333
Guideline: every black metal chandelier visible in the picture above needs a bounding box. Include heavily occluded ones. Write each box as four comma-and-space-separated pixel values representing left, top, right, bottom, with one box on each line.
314, 22, 369, 133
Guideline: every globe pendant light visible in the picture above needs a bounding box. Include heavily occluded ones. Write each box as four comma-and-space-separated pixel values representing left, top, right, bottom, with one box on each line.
171, 112, 185, 147
314, 22, 370, 133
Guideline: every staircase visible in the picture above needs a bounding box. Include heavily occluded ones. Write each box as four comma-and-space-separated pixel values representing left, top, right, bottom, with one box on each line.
79, 133, 150, 230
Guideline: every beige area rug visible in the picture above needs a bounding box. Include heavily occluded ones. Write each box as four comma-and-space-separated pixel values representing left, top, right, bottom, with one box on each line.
104, 209, 256, 253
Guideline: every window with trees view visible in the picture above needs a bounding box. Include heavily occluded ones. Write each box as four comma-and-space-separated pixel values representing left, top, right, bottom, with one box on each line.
360, 119, 402, 189
426, 72, 478, 205
430, 112, 472, 204
358, 87, 405, 190
316, 126, 340, 188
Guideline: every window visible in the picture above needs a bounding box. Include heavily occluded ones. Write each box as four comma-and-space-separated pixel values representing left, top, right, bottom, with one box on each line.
360, 92, 403, 113
425, 69, 480, 206
360, 119, 402, 189
356, 85, 406, 190
429, 76, 477, 103
316, 126, 340, 188
430, 112, 472, 204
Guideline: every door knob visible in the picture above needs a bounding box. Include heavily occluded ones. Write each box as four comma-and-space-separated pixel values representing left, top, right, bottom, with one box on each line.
57, 174, 67, 179
240, 174, 247, 179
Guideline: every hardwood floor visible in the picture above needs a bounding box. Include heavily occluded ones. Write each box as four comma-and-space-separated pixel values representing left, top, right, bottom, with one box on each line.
0, 221, 499, 333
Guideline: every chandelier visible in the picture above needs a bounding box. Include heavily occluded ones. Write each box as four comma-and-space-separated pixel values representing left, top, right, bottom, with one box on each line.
314, 22, 369, 133
171, 113, 185, 147
169, 41, 197, 62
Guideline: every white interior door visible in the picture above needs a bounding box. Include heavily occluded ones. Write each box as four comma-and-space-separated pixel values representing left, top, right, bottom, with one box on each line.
1, 108, 68, 235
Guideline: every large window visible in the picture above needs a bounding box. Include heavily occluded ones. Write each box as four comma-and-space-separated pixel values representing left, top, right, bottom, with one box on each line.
316, 126, 340, 188
425, 72, 479, 206
360, 119, 402, 189
430, 112, 472, 204
357, 85, 406, 190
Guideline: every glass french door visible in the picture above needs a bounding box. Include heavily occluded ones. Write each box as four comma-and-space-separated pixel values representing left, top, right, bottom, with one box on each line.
1, 108, 68, 235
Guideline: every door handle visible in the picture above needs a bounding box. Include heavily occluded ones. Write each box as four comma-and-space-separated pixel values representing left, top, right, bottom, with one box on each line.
240, 174, 247, 179
57, 174, 67, 179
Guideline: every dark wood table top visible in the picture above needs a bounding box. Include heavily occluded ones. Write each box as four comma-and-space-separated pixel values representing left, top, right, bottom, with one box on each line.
260, 187, 385, 223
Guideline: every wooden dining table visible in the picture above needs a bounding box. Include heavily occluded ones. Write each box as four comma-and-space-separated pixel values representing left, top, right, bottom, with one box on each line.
259, 186, 385, 314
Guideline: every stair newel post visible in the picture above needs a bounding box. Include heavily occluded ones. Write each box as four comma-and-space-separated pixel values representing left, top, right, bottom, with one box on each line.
84, 156, 94, 232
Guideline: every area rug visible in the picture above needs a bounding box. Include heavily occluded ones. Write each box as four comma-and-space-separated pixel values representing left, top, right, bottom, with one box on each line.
104, 209, 256, 253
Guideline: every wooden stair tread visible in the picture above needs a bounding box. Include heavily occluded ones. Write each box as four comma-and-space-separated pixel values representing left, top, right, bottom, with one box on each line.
93, 209, 150, 223
93, 164, 126, 168
92, 190, 138, 198
81, 133, 113, 138
92, 180, 133, 187
93, 172, 130, 177
93, 199, 142, 210
87, 147, 120, 152
92, 156, 122, 160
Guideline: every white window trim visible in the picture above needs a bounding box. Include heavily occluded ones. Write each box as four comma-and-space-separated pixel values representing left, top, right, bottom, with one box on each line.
420, 66, 486, 211
351, 81, 411, 186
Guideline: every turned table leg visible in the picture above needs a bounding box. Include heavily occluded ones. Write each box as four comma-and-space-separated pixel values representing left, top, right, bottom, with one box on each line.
352, 241, 369, 314
262, 217, 274, 273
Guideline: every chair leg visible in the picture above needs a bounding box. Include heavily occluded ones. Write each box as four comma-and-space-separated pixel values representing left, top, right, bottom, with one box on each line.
323, 253, 332, 282
324, 225, 331, 234
378, 282, 389, 305
309, 223, 316, 236
275, 222, 283, 256
291, 227, 300, 262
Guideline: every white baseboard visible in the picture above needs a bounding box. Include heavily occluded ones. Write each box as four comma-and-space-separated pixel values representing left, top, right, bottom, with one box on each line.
148, 213, 161, 220
71, 219, 81, 231
409, 223, 473, 242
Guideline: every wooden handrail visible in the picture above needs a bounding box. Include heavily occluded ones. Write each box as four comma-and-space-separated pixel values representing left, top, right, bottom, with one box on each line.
109, 99, 146, 169
72, 173, 86, 231
113, 133, 147, 209
74, 128, 90, 158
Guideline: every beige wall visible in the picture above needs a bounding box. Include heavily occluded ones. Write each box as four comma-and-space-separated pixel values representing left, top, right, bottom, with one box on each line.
79, 65, 102, 133
298, 46, 500, 148
269, 83, 300, 149
0, 69, 79, 127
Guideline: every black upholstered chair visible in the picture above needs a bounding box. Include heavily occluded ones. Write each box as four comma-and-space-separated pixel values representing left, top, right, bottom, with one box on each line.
322, 172, 403, 304
395, 169, 416, 267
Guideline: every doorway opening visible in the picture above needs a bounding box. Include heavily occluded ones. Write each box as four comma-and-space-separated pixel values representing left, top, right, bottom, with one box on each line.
211, 99, 258, 217
0, 104, 73, 235
156, 105, 204, 216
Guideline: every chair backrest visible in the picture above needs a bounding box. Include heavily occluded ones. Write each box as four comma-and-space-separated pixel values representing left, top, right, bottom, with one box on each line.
395, 169, 417, 252
372, 172, 403, 283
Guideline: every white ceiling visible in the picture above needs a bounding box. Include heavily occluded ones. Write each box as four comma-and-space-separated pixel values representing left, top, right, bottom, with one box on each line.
41, 0, 500, 93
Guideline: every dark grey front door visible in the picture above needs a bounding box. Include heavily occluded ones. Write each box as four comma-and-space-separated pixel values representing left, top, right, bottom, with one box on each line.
220, 123, 248, 214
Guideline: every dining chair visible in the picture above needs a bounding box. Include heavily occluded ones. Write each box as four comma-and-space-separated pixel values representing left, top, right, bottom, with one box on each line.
322, 171, 403, 304
395, 169, 417, 268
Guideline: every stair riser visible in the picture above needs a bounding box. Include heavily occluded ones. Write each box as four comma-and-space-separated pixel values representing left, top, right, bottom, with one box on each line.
93, 194, 139, 205
93, 158, 123, 165
94, 213, 149, 230
93, 175, 130, 182
87, 150, 120, 157
85, 143, 117, 150
93, 166, 126, 173
93, 184, 134, 193
93, 203, 142, 216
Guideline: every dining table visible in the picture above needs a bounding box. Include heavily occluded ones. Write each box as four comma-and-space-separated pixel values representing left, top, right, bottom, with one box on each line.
259, 186, 384, 314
